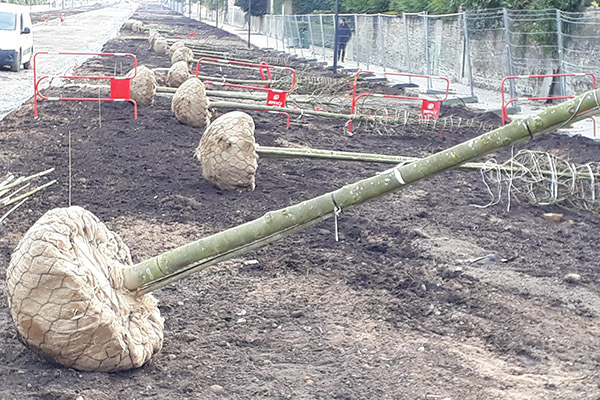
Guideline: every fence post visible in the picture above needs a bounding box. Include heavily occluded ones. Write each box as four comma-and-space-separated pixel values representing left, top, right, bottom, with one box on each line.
502, 8, 516, 100
294, 15, 305, 59
278, 15, 284, 52
556, 9, 566, 97
403, 13, 411, 73
354, 14, 360, 68
462, 12, 475, 99
423, 13, 431, 91
284, 16, 293, 55
277, 16, 282, 52
319, 14, 326, 62
365, 16, 371, 70
264, 15, 270, 48
307, 15, 316, 58
378, 14, 386, 72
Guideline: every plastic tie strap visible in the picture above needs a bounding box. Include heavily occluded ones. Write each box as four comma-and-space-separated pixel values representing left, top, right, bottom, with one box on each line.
331, 193, 342, 242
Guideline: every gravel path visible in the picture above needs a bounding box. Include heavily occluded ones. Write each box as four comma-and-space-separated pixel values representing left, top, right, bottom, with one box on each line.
0, 3, 135, 120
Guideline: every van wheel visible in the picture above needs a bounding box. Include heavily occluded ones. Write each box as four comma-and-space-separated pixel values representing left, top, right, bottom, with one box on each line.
23, 47, 32, 70
11, 52, 21, 72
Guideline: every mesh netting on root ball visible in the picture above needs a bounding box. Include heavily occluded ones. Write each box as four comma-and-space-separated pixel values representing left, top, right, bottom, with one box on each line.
167, 61, 191, 88
123, 19, 143, 32
171, 47, 194, 65
172, 78, 211, 128
6, 206, 164, 372
168, 41, 186, 57
153, 36, 168, 54
128, 65, 157, 106
195, 111, 258, 191
148, 30, 160, 47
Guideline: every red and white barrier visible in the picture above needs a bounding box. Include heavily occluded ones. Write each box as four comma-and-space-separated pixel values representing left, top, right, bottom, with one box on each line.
195, 58, 296, 128
347, 71, 450, 134
33, 51, 138, 119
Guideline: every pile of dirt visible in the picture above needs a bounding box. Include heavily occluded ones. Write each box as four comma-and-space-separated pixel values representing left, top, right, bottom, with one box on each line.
1, 6, 599, 400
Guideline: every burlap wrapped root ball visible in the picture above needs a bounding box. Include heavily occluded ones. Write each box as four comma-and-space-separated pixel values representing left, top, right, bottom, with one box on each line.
5, 206, 164, 372
148, 30, 160, 47
171, 46, 194, 65
195, 111, 258, 191
128, 65, 157, 106
153, 36, 168, 54
171, 78, 211, 128
123, 19, 138, 31
167, 61, 191, 88
132, 20, 144, 32
168, 41, 185, 57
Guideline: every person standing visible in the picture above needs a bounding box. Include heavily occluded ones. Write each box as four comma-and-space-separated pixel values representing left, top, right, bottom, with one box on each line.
336, 18, 352, 63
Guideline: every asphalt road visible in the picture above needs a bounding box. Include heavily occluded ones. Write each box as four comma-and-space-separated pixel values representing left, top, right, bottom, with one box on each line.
0, 3, 135, 120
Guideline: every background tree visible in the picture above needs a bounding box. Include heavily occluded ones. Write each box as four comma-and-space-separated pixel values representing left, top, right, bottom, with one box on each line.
234, 0, 269, 15
342, 0, 390, 13
389, 0, 589, 13
283, 0, 591, 14
292, 0, 335, 14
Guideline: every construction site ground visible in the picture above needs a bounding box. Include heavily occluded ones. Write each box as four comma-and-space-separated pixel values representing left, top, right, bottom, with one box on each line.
1, 5, 600, 400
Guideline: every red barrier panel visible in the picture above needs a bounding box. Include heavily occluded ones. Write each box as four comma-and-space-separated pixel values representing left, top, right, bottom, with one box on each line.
195, 58, 296, 94
195, 57, 296, 129
501, 73, 596, 136
33, 51, 138, 119
347, 71, 450, 134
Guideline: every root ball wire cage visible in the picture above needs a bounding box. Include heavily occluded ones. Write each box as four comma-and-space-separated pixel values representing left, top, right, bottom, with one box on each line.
170, 46, 194, 64
128, 65, 157, 107
6, 207, 163, 372
152, 36, 168, 54
171, 78, 212, 128
166, 60, 190, 88
7, 77, 600, 373
167, 40, 185, 57
195, 111, 258, 191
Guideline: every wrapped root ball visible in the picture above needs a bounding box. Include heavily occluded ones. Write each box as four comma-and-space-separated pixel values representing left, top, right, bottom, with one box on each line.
5, 206, 164, 372
171, 78, 211, 128
123, 19, 136, 30
128, 65, 157, 106
195, 111, 258, 191
148, 30, 159, 46
171, 46, 193, 65
168, 41, 185, 57
132, 20, 144, 32
167, 61, 191, 88
153, 36, 168, 54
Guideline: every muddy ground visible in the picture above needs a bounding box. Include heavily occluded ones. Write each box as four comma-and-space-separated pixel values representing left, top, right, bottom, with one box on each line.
1, 6, 600, 400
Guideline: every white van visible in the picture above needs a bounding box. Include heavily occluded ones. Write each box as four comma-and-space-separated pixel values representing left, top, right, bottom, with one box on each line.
0, 4, 33, 71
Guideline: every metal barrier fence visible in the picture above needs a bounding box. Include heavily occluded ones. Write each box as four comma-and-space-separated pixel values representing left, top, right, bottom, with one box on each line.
184, 5, 600, 102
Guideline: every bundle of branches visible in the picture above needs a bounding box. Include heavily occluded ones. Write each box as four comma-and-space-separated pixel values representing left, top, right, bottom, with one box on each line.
348, 108, 500, 136
479, 150, 600, 212
273, 72, 354, 96
0, 168, 57, 224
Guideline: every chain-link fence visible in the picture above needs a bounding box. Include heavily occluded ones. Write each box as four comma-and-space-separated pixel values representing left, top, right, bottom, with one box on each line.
191, 5, 600, 101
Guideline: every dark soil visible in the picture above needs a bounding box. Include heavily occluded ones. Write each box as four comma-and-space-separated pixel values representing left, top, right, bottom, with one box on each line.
1, 7, 600, 400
